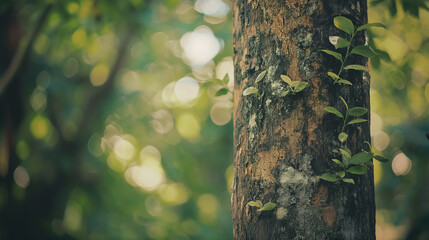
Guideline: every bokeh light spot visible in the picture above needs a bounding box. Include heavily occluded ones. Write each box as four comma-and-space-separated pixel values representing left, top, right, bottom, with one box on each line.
63, 202, 82, 232
30, 88, 47, 112
13, 166, 30, 188
30, 115, 50, 139
194, 0, 230, 17
176, 113, 201, 141
210, 102, 232, 125
63, 58, 79, 78
16, 141, 29, 161
128, 165, 165, 191
197, 194, 218, 223
140, 145, 161, 162
392, 152, 412, 176
150, 110, 174, 134
174, 76, 200, 103
71, 28, 87, 48
180, 26, 221, 67
67, 2, 79, 14
90, 64, 109, 86
145, 196, 163, 217
370, 112, 383, 136
158, 183, 188, 205
113, 137, 135, 161
34, 34, 49, 54
373, 131, 390, 151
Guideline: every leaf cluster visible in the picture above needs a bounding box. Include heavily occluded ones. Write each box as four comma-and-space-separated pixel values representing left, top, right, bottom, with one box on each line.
321, 16, 386, 85
322, 148, 389, 184
324, 96, 368, 134
205, 74, 232, 98
280, 75, 308, 96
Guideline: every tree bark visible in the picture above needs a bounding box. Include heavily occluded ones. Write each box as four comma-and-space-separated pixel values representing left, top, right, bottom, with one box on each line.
232, 1, 374, 239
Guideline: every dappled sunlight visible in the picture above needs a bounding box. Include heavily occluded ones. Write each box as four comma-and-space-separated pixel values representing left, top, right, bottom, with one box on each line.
125, 164, 166, 191
30, 115, 51, 140
197, 194, 219, 224
71, 28, 87, 48
150, 109, 174, 134
174, 76, 200, 103
210, 102, 232, 126
113, 136, 136, 161
373, 131, 390, 151
392, 152, 412, 176
13, 166, 30, 188
90, 63, 109, 86
176, 113, 201, 141
180, 26, 221, 67
194, 0, 230, 18
158, 183, 188, 205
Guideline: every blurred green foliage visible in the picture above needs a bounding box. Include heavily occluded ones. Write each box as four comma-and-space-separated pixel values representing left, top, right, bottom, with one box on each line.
0, 0, 428, 239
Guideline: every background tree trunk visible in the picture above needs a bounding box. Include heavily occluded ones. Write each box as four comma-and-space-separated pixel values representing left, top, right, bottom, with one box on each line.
232, 1, 374, 239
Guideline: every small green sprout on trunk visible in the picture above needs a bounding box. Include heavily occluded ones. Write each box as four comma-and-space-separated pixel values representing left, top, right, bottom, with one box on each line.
280, 75, 308, 96
243, 70, 307, 99
247, 200, 277, 212
243, 70, 267, 99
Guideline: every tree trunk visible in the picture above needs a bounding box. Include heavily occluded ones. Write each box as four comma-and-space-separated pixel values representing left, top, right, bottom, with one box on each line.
232, 1, 374, 239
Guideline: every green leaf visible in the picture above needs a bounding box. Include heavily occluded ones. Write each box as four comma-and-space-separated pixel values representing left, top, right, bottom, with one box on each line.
364, 141, 372, 149
215, 88, 229, 96
202, 82, 213, 88
357, 22, 387, 31
332, 159, 345, 168
339, 148, 351, 159
350, 152, 373, 165
334, 16, 355, 34
347, 166, 368, 175
339, 96, 348, 110
350, 45, 377, 58
247, 200, 263, 208
348, 107, 368, 116
347, 118, 367, 125
342, 178, 355, 184
209, 78, 224, 85
320, 50, 343, 62
373, 155, 389, 162
330, 36, 350, 49
256, 70, 267, 83
280, 75, 292, 85
280, 90, 290, 97
337, 79, 353, 85
290, 81, 300, 88
257, 202, 277, 212
243, 87, 258, 96
294, 82, 308, 92
321, 173, 338, 182
327, 72, 340, 80
344, 65, 368, 72
338, 132, 348, 143
324, 107, 344, 118
222, 74, 230, 84
338, 171, 345, 178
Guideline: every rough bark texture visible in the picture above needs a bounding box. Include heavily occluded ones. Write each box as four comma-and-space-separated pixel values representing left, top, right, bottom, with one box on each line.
232, 1, 374, 239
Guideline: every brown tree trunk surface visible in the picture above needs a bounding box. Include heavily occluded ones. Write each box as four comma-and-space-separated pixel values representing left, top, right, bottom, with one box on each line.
232, 1, 374, 239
